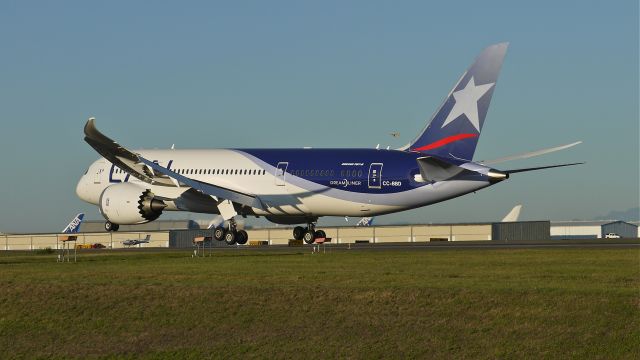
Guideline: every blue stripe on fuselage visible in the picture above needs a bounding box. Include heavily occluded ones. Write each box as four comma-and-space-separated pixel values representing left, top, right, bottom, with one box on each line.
238, 148, 428, 194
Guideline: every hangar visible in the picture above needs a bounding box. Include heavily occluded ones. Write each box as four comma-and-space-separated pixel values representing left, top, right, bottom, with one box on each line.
551, 220, 640, 239
601, 221, 638, 239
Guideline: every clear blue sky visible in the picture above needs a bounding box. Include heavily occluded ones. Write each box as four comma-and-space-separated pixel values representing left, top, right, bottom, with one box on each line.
0, 1, 637, 233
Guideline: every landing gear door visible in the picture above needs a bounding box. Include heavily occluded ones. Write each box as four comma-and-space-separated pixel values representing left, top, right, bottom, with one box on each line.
368, 163, 383, 189
275, 162, 288, 186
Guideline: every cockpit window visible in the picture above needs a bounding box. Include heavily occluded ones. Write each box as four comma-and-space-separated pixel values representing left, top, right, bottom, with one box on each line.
84, 168, 89, 175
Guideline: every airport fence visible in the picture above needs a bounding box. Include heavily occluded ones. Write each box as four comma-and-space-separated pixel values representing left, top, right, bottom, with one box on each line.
1, 224, 493, 251
247, 225, 492, 244
1, 232, 169, 251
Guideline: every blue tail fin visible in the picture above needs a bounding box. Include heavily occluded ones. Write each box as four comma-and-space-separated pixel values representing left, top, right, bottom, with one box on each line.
408, 43, 508, 160
62, 213, 84, 234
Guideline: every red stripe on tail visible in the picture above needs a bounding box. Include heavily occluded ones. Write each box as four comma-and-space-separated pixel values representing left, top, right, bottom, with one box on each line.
412, 133, 478, 152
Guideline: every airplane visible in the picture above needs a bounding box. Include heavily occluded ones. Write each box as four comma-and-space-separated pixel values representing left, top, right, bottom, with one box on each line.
123, 234, 151, 247
76, 42, 582, 246
61, 213, 85, 234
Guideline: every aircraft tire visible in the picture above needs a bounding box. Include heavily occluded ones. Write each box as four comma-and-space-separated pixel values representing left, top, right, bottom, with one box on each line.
105, 221, 119, 232
303, 229, 315, 244
315, 230, 326, 239
236, 230, 248, 245
293, 226, 305, 240
224, 230, 237, 245
214, 227, 226, 241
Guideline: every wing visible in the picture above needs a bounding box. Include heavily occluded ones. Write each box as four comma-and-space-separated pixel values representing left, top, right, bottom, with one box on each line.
83, 118, 265, 210
480, 141, 582, 165
138, 157, 265, 210
84, 118, 174, 185
503, 162, 584, 174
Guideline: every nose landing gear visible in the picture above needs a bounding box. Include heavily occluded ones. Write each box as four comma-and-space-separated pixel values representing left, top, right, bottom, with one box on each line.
105, 221, 119, 232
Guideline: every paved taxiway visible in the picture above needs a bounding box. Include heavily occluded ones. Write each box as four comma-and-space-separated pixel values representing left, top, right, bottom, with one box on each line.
69, 239, 639, 254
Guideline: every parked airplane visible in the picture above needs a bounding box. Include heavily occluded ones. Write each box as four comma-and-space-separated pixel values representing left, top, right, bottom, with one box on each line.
76, 43, 582, 245
123, 234, 151, 247
61, 213, 85, 234
356, 217, 374, 227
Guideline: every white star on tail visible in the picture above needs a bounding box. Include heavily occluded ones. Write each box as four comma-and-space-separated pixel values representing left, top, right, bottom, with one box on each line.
441, 76, 494, 131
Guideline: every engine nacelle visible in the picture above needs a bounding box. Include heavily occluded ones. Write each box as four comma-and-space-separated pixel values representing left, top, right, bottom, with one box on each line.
99, 183, 166, 225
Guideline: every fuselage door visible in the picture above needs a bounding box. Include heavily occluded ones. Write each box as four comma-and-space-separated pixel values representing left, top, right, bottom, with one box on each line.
275, 162, 288, 186
368, 163, 383, 189
94, 161, 105, 184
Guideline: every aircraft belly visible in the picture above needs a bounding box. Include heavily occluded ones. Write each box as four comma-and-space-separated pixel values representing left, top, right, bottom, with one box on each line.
290, 179, 490, 217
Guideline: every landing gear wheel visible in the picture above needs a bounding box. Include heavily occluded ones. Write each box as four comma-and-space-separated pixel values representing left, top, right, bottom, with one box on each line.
224, 230, 237, 245
214, 227, 226, 241
105, 221, 119, 232
315, 230, 326, 239
303, 229, 316, 244
293, 226, 305, 241
236, 230, 248, 245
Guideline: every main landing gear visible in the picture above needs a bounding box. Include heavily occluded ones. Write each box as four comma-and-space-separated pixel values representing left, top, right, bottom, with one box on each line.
213, 218, 248, 245
293, 223, 326, 244
105, 221, 119, 232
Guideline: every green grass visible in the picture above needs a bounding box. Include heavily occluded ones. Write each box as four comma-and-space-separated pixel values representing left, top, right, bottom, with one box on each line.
0, 248, 638, 359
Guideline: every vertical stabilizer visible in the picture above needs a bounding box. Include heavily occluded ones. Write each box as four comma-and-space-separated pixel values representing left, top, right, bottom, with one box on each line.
408, 43, 508, 160
62, 213, 85, 234
501, 205, 522, 222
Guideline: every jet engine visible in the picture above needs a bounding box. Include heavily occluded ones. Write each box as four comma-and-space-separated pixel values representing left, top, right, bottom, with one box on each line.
99, 183, 166, 225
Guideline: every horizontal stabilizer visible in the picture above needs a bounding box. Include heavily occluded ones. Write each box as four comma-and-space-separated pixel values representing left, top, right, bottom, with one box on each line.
504, 162, 584, 174
417, 157, 471, 182
481, 141, 582, 165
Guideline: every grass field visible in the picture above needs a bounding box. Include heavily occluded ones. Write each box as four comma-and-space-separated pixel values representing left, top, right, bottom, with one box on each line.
0, 247, 638, 359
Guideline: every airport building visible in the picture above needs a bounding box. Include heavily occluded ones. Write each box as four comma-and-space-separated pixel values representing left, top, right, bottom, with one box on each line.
2, 220, 637, 251
550, 220, 639, 239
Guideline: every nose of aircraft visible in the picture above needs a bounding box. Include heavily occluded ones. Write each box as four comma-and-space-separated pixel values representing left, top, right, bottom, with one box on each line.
76, 174, 86, 201
76, 173, 94, 204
